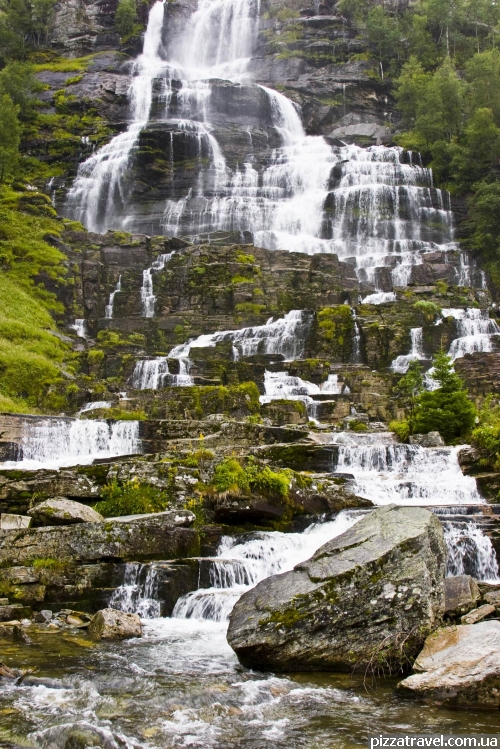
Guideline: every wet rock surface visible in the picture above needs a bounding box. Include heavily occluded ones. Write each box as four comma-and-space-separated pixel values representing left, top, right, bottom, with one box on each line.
397, 621, 500, 708
0, 510, 199, 566
88, 607, 142, 640
28, 497, 104, 526
444, 575, 481, 619
227, 505, 447, 672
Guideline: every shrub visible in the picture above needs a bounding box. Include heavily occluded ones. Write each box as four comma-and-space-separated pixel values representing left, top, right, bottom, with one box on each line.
348, 419, 368, 432
115, 0, 137, 37
471, 397, 500, 468
93, 479, 171, 517
207, 457, 291, 500
389, 419, 411, 442
414, 300, 441, 323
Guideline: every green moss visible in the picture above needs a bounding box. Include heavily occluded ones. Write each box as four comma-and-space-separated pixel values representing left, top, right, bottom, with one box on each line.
316, 305, 355, 361
31, 557, 70, 570
259, 605, 306, 628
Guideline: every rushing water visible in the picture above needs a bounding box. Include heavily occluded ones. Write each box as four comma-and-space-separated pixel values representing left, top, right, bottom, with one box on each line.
1, 418, 141, 469
131, 356, 194, 389
64, 0, 467, 294
390, 327, 425, 373
443, 308, 500, 361
141, 252, 175, 318
1, 512, 499, 747
329, 432, 482, 506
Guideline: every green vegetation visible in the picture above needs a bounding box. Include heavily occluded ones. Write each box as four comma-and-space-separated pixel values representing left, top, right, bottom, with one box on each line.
32, 557, 70, 570
414, 300, 441, 323
94, 478, 173, 517
471, 398, 500, 469
0, 0, 57, 62
316, 305, 354, 360
206, 457, 291, 500
391, 353, 476, 443
0, 94, 20, 181
115, 0, 137, 38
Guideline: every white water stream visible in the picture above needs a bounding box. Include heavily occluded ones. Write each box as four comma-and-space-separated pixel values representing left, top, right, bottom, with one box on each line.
64, 0, 467, 294
443, 307, 500, 361
1, 418, 141, 470
329, 432, 481, 506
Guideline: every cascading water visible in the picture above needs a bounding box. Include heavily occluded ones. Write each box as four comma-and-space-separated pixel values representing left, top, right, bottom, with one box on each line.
141, 251, 174, 317
443, 519, 500, 582
329, 432, 481, 506
65, 2, 168, 233
169, 309, 312, 361
109, 563, 161, 618
71, 319, 88, 338
260, 370, 342, 421
390, 327, 425, 373
443, 307, 500, 361
63, 0, 468, 296
2, 418, 141, 470
131, 356, 194, 389
172, 511, 362, 623
105, 275, 122, 319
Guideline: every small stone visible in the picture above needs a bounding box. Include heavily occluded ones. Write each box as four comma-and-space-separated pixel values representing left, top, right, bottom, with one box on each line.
12, 625, 32, 644
461, 603, 496, 625
0, 598, 8, 606
0, 514, 31, 530
34, 610, 53, 623
0, 662, 20, 679
409, 431, 445, 447
66, 615, 85, 627
88, 608, 142, 640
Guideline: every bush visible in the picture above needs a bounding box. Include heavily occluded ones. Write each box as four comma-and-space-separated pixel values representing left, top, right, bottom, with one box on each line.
414, 300, 441, 323
471, 397, 500, 468
93, 479, 171, 517
208, 457, 291, 500
389, 419, 411, 442
115, 0, 137, 37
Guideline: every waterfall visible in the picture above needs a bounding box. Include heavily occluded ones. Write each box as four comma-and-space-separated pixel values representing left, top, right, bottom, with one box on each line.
109, 563, 161, 618
169, 309, 312, 361
351, 309, 362, 362
65, 1, 167, 232
105, 275, 122, 319
329, 433, 482, 506
443, 308, 500, 361
4, 418, 141, 469
443, 520, 500, 582
71, 319, 88, 338
172, 511, 361, 623
131, 356, 194, 389
78, 401, 113, 414
141, 252, 175, 318
260, 370, 342, 421
390, 327, 425, 373
63, 0, 468, 297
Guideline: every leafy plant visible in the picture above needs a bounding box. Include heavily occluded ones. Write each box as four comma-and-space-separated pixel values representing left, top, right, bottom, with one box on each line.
93, 479, 172, 517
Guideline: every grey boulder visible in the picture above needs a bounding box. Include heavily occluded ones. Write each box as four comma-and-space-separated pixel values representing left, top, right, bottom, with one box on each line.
227, 505, 447, 672
88, 608, 142, 640
28, 497, 103, 525
444, 575, 480, 618
397, 621, 500, 708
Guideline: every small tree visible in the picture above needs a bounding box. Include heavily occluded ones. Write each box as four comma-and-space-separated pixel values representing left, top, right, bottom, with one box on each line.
0, 94, 20, 182
115, 0, 137, 38
411, 351, 476, 442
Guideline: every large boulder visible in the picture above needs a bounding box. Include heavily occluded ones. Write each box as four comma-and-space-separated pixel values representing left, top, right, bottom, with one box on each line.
28, 497, 104, 525
0, 510, 198, 566
88, 608, 142, 640
227, 505, 447, 672
397, 621, 500, 708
